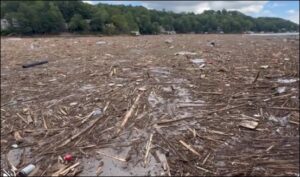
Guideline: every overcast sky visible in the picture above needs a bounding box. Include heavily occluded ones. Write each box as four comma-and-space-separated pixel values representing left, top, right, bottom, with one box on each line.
83, 1, 299, 24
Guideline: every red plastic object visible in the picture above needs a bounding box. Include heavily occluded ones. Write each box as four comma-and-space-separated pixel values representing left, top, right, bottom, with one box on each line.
63, 154, 73, 162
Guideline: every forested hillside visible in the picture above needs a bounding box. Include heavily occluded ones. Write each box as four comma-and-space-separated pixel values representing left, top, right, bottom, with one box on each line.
1, 1, 299, 35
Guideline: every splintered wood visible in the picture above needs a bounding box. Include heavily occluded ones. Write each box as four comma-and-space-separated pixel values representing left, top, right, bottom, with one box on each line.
179, 140, 201, 157
1, 35, 299, 176
96, 151, 126, 162
116, 93, 143, 135
144, 133, 153, 165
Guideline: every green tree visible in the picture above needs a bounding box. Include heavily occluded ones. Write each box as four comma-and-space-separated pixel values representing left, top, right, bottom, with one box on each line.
69, 14, 89, 32
90, 8, 108, 32
111, 14, 129, 33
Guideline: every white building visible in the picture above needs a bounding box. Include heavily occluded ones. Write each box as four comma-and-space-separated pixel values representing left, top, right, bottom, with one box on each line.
1, 19, 10, 30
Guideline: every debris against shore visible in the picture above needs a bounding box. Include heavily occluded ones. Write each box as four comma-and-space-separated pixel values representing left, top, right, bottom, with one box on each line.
1, 34, 299, 176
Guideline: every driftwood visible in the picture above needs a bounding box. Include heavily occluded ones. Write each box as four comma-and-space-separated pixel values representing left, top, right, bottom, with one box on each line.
144, 133, 153, 165
97, 151, 126, 162
179, 140, 201, 157
116, 93, 143, 135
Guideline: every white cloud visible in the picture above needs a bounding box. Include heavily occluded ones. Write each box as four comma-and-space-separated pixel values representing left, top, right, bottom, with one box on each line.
83, 1, 96, 5
83, 1, 136, 6
287, 9, 296, 14
286, 9, 299, 24
140, 1, 268, 14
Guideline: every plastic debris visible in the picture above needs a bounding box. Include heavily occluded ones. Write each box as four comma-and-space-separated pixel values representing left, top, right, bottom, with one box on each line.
63, 154, 73, 162
22, 60, 48, 68
96, 41, 106, 45
138, 86, 147, 91
11, 144, 18, 148
69, 102, 78, 106
276, 87, 286, 94
277, 78, 299, 84
260, 65, 269, 69
191, 59, 205, 64
239, 120, 258, 129
92, 108, 102, 116
18, 164, 35, 177
175, 51, 197, 56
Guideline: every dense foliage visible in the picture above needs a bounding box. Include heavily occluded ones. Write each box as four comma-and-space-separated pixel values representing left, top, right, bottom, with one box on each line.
1, 1, 299, 35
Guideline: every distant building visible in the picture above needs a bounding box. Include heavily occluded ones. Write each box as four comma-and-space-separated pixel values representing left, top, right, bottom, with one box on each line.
244, 31, 254, 34
159, 26, 176, 35
130, 31, 140, 36
165, 31, 176, 35
1, 18, 19, 30
1, 19, 10, 30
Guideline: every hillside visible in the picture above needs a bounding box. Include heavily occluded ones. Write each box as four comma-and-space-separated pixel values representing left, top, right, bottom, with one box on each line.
1, 1, 299, 35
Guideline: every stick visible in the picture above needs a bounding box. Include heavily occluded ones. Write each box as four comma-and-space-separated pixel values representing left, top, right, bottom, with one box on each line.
207, 129, 233, 136
268, 107, 299, 111
155, 129, 188, 162
96, 165, 103, 176
144, 133, 153, 165
195, 166, 214, 173
96, 151, 126, 162
196, 91, 223, 95
252, 70, 260, 84
81, 111, 95, 124
158, 103, 248, 125
52, 162, 80, 176
188, 128, 220, 143
116, 93, 142, 135
202, 153, 210, 165
46, 94, 74, 109
263, 93, 293, 102
289, 120, 299, 125
206, 103, 247, 115
157, 118, 191, 125
59, 115, 106, 148
103, 101, 110, 113
16, 113, 28, 124
177, 103, 205, 108
60, 162, 80, 176
42, 116, 48, 129
179, 140, 201, 157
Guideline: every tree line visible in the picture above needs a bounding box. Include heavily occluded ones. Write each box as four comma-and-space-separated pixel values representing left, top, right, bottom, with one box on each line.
1, 1, 299, 35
